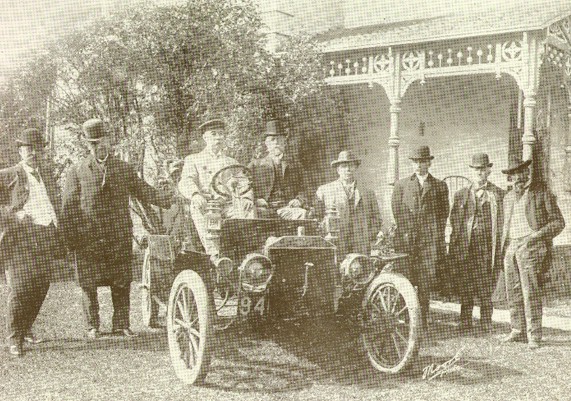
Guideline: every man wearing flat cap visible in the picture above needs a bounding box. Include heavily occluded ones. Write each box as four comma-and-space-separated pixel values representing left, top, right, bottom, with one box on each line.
391, 145, 449, 329
248, 120, 308, 220
178, 118, 255, 256
500, 158, 564, 349
61, 118, 172, 339
449, 153, 505, 333
0, 128, 64, 356
315, 150, 382, 259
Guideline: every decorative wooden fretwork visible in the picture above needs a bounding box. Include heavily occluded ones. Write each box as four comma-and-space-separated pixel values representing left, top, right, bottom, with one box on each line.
548, 16, 571, 49
324, 35, 536, 100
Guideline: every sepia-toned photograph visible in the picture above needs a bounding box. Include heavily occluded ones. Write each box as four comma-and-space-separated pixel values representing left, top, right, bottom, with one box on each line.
1, 0, 570, 399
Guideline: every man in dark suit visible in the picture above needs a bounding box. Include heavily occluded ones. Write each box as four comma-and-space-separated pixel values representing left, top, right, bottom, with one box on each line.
248, 120, 308, 219
392, 146, 449, 328
449, 153, 505, 333
0, 128, 63, 356
500, 159, 564, 349
61, 119, 171, 339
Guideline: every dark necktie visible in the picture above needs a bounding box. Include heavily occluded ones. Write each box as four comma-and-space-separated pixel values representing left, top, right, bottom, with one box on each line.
30, 169, 41, 183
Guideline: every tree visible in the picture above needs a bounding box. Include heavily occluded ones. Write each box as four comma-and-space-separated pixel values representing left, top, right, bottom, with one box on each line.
1, 0, 346, 187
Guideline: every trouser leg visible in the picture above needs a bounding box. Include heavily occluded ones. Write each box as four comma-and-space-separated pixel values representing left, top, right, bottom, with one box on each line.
21, 273, 50, 336
6, 268, 26, 345
413, 246, 437, 327
6, 255, 50, 345
111, 284, 131, 330
514, 240, 546, 341
81, 287, 100, 331
504, 241, 526, 335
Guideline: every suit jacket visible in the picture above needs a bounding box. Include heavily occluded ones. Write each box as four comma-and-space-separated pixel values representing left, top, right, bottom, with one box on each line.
248, 156, 307, 206
315, 179, 382, 257
0, 162, 61, 262
501, 182, 565, 273
392, 174, 449, 258
449, 182, 505, 270
61, 155, 171, 286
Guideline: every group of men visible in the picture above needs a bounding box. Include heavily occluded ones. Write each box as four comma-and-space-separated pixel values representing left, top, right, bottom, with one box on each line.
393, 147, 565, 350
0, 115, 565, 358
0, 120, 172, 357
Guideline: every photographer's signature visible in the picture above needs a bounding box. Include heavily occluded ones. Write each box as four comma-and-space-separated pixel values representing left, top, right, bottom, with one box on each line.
422, 348, 464, 380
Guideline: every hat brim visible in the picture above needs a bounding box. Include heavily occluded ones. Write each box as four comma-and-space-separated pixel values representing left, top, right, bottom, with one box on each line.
409, 156, 434, 161
501, 159, 532, 174
331, 159, 361, 167
16, 139, 48, 148
82, 136, 104, 142
198, 120, 226, 133
469, 163, 493, 168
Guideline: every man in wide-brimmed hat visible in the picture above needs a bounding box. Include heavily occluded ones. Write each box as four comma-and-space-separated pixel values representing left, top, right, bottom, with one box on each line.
0, 128, 64, 356
391, 145, 449, 330
248, 120, 308, 219
61, 118, 172, 340
315, 150, 382, 258
449, 153, 505, 334
499, 158, 564, 349
178, 118, 255, 256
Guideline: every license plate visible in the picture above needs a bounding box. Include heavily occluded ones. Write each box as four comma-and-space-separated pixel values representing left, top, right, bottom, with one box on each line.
238, 293, 266, 317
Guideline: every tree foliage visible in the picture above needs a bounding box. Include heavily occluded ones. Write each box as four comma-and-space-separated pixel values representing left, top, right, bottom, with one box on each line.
0, 0, 346, 186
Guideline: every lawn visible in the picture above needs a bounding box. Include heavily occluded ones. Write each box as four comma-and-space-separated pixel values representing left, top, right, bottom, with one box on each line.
1, 277, 571, 401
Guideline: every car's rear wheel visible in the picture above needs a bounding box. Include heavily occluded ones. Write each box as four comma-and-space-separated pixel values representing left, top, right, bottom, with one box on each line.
141, 248, 160, 328
362, 272, 420, 374
167, 270, 214, 385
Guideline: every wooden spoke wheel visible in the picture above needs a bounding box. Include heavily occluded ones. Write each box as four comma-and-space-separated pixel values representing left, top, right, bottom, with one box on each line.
362, 272, 420, 374
141, 247, 160, 328
167, 270, 214, 385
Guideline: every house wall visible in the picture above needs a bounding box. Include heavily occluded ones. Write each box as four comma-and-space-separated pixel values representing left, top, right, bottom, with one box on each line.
340, 74, 519, 226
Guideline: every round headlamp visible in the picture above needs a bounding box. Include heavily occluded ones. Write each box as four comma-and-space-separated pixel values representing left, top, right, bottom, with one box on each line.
340, 253, 374, 285
213, 256, 233, 280
239, 253, 272, 291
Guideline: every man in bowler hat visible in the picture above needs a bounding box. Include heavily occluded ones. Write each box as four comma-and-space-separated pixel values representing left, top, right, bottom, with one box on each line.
500, 159, 564, 349
315, 150, 382, 259
449, 153, 505, 333
0, 128, 64, 356
178, 118, 254, 256
248, 120, 308, 219
61, 119, 172, 339
391, 146, 449, 329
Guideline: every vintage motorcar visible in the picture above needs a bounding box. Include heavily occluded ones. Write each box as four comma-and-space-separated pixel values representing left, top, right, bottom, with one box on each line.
139, 165, 421, 385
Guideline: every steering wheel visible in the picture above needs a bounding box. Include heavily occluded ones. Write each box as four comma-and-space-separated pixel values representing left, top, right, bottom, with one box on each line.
211, 164, 253, 199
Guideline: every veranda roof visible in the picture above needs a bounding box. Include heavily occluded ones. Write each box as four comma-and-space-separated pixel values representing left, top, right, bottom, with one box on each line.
318, 0, 571, 52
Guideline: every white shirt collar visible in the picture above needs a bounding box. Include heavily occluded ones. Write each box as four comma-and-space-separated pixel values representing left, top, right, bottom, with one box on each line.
21, 161, 39, 175
415, 173, 428, 185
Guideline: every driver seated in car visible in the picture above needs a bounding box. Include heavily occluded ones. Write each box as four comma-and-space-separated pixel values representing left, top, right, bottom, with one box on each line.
178, 119, 254, 256
248, 120, 308, 220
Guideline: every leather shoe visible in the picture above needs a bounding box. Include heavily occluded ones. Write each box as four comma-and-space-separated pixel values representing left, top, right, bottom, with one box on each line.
86, 329, 101, 340
528, 339, 541, 350
9, 344, 23, 357
24, 334, 43, 345
113, 328, 138, 338
501, 331, 527, 343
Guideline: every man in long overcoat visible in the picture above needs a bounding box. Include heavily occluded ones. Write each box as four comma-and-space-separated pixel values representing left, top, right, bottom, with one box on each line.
500, 159, 564, 349
392, 145, 449, 328
0, 128, 64, 356
248, 120, 308, 219
315, 150, 382, 259
449, 153, 505, 333
61, 119, 171, 338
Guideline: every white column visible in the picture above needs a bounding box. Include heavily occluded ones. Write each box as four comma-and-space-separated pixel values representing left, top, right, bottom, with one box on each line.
522, 95, 537, 161
387, 100, 401, 185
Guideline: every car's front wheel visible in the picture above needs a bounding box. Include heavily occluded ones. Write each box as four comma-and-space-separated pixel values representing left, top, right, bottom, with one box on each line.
361, 272, 420, 374
167, 270, 214, 385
